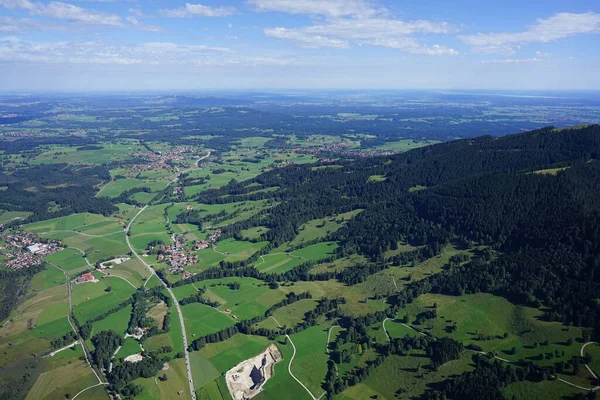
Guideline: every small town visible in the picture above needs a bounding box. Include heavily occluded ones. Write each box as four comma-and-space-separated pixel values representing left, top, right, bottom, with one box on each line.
127, 147, 196, 173
0, 230, 63, 270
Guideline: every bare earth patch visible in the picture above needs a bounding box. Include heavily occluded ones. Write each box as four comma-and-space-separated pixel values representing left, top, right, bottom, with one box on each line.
225, 343, 282, 400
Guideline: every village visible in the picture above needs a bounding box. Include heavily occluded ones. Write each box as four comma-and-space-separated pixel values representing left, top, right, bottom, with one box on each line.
0, 230, 63, 270
148, 228, 222, 280
127, 147, 196, 173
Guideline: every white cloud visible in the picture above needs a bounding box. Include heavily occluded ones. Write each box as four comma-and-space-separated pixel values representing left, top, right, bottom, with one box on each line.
128, 8, 143, 17
0, 16, 62, 32
265, 18, 458, 54
161, 3, 236, 18
481, 58, 544, 64
247, 0, 381, 18
481, 50, 551, 64
461, 12, 600, 54
0, 0, 162, 31
0, 36, 291, 66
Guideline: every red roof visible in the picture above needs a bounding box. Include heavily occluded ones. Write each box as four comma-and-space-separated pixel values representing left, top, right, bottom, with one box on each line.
81, 273, 95, 281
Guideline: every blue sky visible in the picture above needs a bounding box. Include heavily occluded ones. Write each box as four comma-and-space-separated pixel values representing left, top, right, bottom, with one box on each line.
0, 0, 599, 91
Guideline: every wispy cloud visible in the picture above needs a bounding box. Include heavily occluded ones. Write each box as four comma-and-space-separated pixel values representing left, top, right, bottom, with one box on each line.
481, 51, 551, 64
0, 16, 64, 33
0, 36, 292, 66
461, 12, 600, 54
161, 3, 236, 18
265, 17, 458, 54
0, 0, 162, 31
247, 0, 382, 18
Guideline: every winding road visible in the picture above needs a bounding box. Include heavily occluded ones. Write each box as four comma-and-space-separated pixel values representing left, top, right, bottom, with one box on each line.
120, 152, 211, 400
270, 316, 325, 400
48, 263, 106, 397
126, 206, 196, 400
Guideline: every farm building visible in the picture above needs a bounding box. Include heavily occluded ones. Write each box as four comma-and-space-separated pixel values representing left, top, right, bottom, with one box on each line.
75, 273, 98, 284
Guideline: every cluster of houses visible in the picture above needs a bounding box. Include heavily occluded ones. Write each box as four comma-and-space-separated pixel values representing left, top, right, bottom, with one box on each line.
0, 231, 62, 270
127, 147, 195, 173
291, 143, 396, 158
1, 131, 45, 138
193, 229, 222, 251
153, 234, 198, 275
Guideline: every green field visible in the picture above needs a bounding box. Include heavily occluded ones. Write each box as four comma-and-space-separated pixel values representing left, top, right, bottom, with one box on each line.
401, 292, 584, 366
286, 210, 362, 248
44, 249, 88, 271
289, 326, 329, 397
116, 337, 142, 360
336, 351, 474, 400
182, 303, 236, 340
255, 336, 312, 400
198, 277, 286, 320
31, 142, 146, 165
71, 275, 136, 323
91, 305, 132, 338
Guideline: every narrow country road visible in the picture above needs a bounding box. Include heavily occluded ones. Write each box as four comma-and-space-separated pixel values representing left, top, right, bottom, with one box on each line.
581, 342, 599, 380
326, 325, 340, 353
126, 206, 197, 400
270, 316, 324, 400
120, 150, 210, 399
48, 263, 105, 386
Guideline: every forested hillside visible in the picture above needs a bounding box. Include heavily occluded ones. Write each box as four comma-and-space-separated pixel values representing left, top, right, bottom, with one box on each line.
196, 125, 600, 337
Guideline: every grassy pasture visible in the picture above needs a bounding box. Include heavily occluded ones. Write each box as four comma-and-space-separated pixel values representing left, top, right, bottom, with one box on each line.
91, 305, 132, 339
97, 178, 144, 197
532, 167, 570, 175
213, 238, 269, 260
76, 385, 110, 400
289, 326, 329, 397
286, 210, 362, 249
240, 226, 269, 240
182, 303, 235, 341
25, 358, 98, 400
41, 232, 129, 264
367, 175, 387, 182
256, 299, 317, 329
116, 337, 142, 360
196, 377, 228, 400
199, 334, 271, 374
254, 336, 312, 400
310, 254, 369, 275
199, 277, 285, 320
401, 292, 584, 366
131, 191, 156, 204
71, 277, 136, 323
375, 138, 441, 152
24, 213, 116, 233
503, 379, 583, 400
0, 210, 32, 223
336, 351, 473, 400
255, 253, 305, 274
134, 357, 191, 400
292, 241, 339, 261
108, 258, 149, 287
44, 249, 87, 271
30, 142, 145, 165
